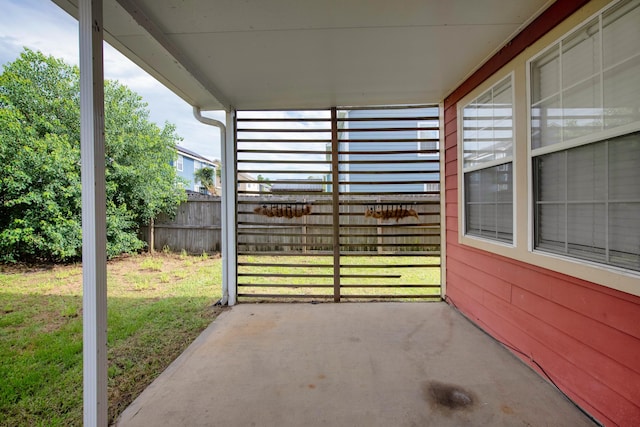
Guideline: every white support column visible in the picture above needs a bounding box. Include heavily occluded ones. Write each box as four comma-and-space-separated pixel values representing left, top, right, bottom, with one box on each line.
192, 108, 234, 305
79, 0, 108, 425
224, 110, 237, 306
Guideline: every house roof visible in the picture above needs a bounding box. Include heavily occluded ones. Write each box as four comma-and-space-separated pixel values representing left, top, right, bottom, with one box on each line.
177, 145, 217, 165
52, 0, 551, 111
271, 180, 324, 193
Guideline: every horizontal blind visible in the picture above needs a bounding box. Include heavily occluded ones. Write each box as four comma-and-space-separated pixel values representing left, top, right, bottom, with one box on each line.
534, 132, 640, 271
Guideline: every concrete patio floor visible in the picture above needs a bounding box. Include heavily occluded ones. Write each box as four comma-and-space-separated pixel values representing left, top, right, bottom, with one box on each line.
116, 302, 596, 427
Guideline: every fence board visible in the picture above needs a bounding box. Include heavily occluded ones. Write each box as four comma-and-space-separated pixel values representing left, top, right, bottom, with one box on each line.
141, 193, 439, 255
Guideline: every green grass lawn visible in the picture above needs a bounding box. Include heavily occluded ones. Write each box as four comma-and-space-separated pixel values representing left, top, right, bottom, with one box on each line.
0, 253, 222, 426
1, 252, 440, 425
238, 255, 442, 300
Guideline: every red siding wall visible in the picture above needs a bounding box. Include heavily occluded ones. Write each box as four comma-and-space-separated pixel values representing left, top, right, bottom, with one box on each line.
443, 1, 640, 425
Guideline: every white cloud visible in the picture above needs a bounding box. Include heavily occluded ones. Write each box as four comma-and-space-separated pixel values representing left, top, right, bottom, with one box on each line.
0, 1, 334, 168
0, 0, 79, 64
0, 0, 224, 161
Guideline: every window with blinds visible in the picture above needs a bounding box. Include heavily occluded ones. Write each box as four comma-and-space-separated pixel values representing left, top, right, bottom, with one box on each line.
462, 75, 514, 243
417, 121, 439, 153
530, 0, 640, 272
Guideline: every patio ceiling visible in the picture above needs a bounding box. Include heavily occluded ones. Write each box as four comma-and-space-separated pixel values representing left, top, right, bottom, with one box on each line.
53, 0, 551, 110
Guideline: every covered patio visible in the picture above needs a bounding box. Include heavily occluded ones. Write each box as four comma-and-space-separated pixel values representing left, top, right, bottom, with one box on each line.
116, 303, 594, 427
53, 0, 640, 425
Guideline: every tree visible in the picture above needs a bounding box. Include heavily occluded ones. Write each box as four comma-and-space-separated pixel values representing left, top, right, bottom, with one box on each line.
194, 167, 217, 195
0, 49, 185, 262
0, 104, 82, 261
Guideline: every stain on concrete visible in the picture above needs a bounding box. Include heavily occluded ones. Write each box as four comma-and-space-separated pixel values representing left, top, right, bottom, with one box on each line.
215, 318, 277, 345
423, 381, 475, 414
501, 404, 514, 414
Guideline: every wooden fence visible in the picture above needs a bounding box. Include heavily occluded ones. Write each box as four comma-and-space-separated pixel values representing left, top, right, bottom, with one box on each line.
142, 193, 440, 255
141, 193, 222, 254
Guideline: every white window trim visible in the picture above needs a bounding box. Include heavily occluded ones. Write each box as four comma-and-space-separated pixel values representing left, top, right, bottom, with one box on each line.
523, 0, 640, 295
458, 72, 517, 248
526, 0, 640, 272
527, 0, 640, 159
417, 120, 439, 156
418, 119, 440, 193
176, 154, 183, 172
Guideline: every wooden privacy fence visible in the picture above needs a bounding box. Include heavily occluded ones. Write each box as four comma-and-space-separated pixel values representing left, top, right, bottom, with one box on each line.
141, 194, 439, 255
239, 194, 440, 254
141, 193, 222, 254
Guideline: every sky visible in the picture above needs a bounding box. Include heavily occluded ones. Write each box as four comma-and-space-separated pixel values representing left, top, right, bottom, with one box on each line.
0, 1, 431, 181
0, 0, 225, 162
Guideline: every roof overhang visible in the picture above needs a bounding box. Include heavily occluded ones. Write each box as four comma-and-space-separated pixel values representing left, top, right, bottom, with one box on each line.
53, 0, 553, 111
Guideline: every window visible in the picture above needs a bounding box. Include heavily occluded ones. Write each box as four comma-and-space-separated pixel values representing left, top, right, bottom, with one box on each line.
462, 75, 514, 243
530, 0, 640, 272
176, 154, 183, 172
424, 182, 440, 193
417, 120, 439, 154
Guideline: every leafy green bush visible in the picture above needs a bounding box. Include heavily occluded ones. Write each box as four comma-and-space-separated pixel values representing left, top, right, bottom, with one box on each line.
0, 49, 186, 262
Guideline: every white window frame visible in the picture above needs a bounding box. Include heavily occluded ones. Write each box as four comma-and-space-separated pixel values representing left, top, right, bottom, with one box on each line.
176, 154, 183, 172
460, 73, 516, 246
418, 120, 440, 193
424, 182, 440, 193
527, 0, 640, 274
417, 120, 439, 156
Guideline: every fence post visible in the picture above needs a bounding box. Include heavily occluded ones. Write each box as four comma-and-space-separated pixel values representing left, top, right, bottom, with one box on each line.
302, 197, 308, 253
377, 197, 383, 254
149, 217, 155, 254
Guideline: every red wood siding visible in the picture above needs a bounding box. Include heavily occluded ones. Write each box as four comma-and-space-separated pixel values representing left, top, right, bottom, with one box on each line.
443, 1, 640, 425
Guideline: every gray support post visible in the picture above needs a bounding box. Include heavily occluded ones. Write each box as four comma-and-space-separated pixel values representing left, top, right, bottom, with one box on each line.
79, 0, 108, 425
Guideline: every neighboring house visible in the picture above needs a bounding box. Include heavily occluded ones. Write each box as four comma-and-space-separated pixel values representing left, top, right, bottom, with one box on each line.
172, 146, 218, 194
237, 172, 260, 195
270, 179, 324, 194
336, 107, 440, 194
258, 181, 272, 194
